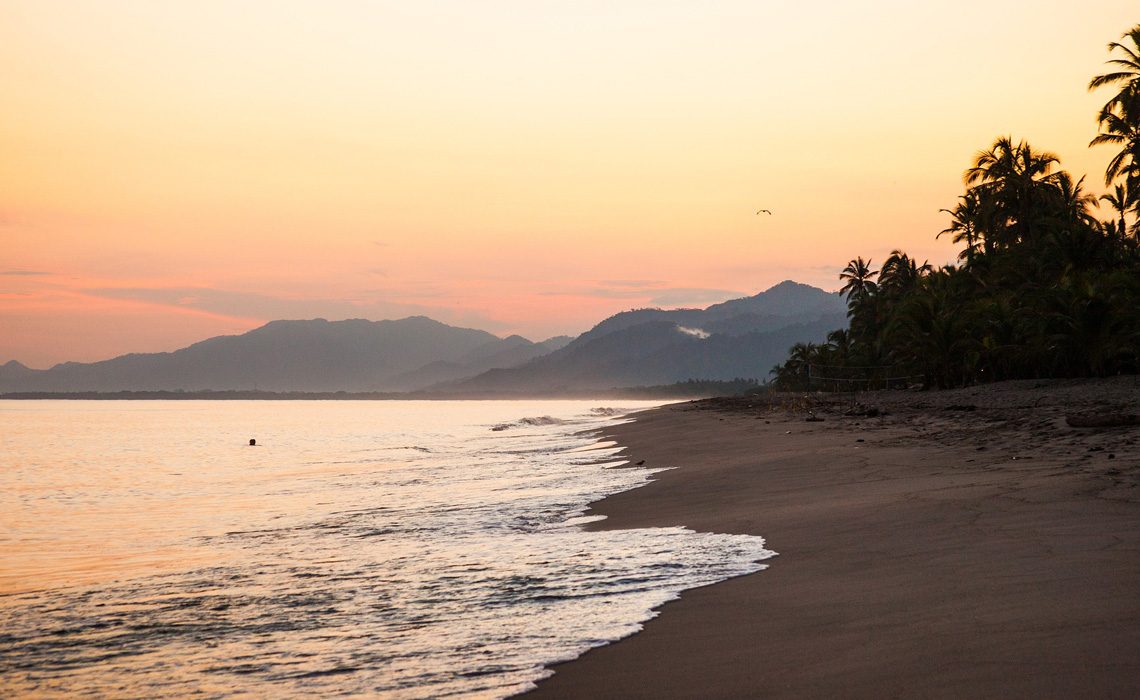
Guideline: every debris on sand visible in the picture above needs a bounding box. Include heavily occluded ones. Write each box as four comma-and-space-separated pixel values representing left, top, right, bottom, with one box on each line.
1066, 412, 1139, 428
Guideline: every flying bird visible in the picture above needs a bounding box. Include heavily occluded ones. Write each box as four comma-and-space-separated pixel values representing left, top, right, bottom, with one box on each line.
756, 209, 772, 215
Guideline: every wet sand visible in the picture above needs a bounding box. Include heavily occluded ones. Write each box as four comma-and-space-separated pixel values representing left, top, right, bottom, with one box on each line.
530, 377, 1140, 698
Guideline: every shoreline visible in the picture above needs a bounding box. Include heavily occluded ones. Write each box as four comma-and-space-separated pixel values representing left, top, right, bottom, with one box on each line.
530, 377, 1140, 698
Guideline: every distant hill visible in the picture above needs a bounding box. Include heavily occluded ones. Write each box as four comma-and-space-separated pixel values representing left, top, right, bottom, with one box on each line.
0, 281, 846, 395
435, 281, 847, 393
0, 317, 568, 393
381, 335, 571, 391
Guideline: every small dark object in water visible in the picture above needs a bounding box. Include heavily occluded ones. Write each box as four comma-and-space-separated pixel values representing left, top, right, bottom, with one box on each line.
1108, 454, 1116, 459
856, 438, 865, 443
945, 404, 977, 412
635, 460, 645, 466
249, 438, 256, 446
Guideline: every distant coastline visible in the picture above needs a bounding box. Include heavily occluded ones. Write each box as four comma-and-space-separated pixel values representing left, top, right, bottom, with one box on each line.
0, 378, 760, 401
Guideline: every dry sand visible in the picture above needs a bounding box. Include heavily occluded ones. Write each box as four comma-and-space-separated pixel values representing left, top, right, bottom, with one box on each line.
530, 377, 1140, 698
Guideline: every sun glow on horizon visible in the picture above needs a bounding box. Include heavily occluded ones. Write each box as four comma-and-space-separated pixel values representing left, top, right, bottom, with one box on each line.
2, 1, 1136, 366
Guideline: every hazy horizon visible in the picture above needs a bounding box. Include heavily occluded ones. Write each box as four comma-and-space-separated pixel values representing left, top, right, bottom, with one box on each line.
2, 278, 830, 372
4, 1, 1136, 366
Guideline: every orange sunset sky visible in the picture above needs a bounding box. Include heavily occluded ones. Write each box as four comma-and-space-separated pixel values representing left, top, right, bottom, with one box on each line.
3, 1, 1137, 368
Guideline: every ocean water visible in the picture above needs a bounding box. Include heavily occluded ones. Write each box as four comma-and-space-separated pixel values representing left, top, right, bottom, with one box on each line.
0, 400, 773, 698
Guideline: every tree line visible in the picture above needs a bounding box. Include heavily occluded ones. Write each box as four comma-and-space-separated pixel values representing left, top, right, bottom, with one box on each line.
772, 25, 1140, 391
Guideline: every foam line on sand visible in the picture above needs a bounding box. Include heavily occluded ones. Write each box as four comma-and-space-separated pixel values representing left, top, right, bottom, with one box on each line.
529, 377, 1140, 698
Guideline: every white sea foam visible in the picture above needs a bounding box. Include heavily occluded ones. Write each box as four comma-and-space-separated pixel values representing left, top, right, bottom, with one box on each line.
0, 400, 773, 698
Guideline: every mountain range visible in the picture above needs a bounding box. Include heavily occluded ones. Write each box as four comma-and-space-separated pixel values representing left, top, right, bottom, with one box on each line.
0, 281, 846, 395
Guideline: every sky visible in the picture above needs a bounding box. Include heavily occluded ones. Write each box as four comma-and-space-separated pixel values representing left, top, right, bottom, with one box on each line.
2, 1, 1137, 367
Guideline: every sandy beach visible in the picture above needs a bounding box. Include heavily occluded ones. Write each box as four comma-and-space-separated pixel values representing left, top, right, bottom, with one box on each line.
530, 377, 1140, 698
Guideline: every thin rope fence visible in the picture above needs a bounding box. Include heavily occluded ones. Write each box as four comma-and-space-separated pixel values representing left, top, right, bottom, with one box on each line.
807, 363, 924, 392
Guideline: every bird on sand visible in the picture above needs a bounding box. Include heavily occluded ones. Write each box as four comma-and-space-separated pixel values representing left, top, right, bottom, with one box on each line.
756, 209, 772, 215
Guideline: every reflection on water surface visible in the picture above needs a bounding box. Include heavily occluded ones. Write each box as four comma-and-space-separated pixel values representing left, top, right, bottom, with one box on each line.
1, 400, 771, 698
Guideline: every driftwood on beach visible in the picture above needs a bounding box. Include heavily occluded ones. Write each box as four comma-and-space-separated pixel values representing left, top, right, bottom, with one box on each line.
1066, 412, 1140, 428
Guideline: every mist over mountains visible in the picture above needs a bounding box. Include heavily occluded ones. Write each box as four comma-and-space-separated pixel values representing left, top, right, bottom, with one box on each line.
441, 281, 845, 394
0, 281, 846, 395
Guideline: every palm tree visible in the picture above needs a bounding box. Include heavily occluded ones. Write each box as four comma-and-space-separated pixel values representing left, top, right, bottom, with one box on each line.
766, 23, 1140, 390
880, 250, 931, 297
1088, 24, 1140, 113
771, 342, 819, 390
826, 328, 851, 358
838, 257, 881, 352
939, 192, 985, 262
1041, 274, 1137, 376
1090, 89, 1140, 184
885, 278, 972, 388
964, 136, 1063, 248
975, 292, 1030, 382
1051, 172, 1100, 228
1100, 183, 1138, 238
838, 257, 878, 303
1090, 27, 1140, 206
787, 342, 817, 372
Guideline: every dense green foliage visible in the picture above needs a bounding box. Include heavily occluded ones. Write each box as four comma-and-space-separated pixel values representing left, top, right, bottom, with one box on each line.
772, 26, 1140, 390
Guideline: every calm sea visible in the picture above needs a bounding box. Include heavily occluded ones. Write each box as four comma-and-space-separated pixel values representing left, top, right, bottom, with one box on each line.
0, 400, 772, 698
